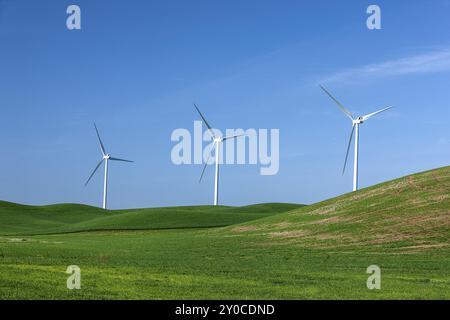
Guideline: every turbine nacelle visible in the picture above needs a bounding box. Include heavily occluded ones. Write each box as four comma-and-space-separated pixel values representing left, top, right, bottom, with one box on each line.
353, 117, 364, 125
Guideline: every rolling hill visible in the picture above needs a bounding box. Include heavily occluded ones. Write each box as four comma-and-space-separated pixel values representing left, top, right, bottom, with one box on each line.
0, 166, 449, 299
0, 201, 302, 236
221, 166, 450, 253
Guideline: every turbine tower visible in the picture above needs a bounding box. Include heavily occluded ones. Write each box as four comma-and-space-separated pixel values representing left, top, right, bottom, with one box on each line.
194, 104, 244, 206
85, 123, 133, 209
320, 85, 392, 192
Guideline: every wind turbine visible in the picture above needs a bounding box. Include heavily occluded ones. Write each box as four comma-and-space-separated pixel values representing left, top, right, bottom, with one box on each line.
194, 104, 244, 206
85, 123, 133, 209
320, 85, 392, 192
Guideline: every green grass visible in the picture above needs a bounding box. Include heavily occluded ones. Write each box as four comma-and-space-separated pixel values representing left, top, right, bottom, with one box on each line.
222, 166, 450, 252
0, 202, 302, 235
0, 166, 449, 299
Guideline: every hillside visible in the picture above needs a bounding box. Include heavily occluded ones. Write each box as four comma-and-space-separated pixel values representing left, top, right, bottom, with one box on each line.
0, 201, 302, 236
0, 167, 449, 299
223, 166, 450, 253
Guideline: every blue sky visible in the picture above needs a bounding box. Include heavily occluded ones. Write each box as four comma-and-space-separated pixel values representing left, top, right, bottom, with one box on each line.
0, 0, 449, 209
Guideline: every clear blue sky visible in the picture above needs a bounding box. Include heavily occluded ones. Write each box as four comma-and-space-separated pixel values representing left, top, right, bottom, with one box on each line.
1, 0, 449, 209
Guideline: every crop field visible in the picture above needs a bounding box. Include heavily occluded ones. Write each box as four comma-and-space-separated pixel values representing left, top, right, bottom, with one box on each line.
0, 167, 449, 299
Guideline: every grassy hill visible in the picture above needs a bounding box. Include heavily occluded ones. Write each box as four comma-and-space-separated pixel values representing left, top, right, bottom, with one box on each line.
0, 166, 449, 299
0, 201, 302, 236
221, 166, 450, 253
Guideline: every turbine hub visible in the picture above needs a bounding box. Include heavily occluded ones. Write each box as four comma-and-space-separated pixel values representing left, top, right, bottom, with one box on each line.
353, 117, 364, 124
104, 154, 110, 159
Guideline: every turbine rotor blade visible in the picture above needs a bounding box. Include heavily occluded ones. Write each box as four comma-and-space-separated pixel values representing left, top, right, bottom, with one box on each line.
222, 134, 246, 141
342, 124, 355, 175
199, 146, 214, 183
85, 159, 104, 186
94, 123, 106, 156
361, 106, 392, 121
320, 85, 354, 121
109, 157, 133, 163
194, 104, 216, 139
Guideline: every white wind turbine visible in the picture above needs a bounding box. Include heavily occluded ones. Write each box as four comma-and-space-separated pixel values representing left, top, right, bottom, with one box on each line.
85, 123, 133, 209
194, 104, 244, 206
320, 85, 392, 192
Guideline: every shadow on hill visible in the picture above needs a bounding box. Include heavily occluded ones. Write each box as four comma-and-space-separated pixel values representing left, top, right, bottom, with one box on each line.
0, 201, 303, 236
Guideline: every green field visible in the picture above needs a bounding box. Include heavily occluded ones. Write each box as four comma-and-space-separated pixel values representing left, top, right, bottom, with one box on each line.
0, 166, 449, 299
